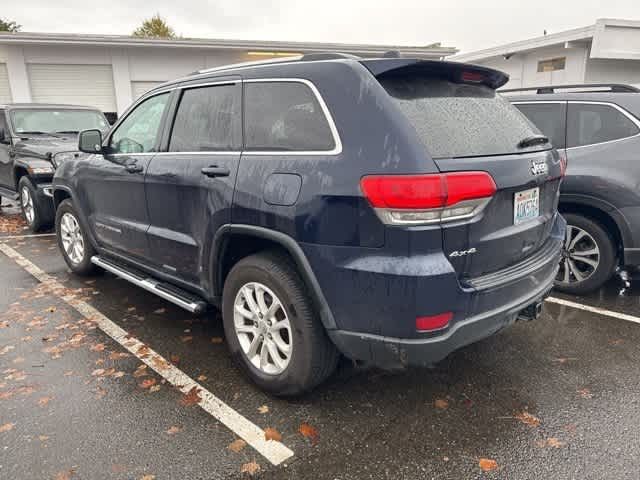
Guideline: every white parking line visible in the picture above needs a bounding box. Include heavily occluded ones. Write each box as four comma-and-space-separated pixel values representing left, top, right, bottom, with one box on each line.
546, 296, 640, 325
0, 233, 56, 240
0, 243, 294, 466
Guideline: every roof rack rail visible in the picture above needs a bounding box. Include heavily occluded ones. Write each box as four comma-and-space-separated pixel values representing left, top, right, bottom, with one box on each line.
500, 83, 640, 94
300, 52, 360, 61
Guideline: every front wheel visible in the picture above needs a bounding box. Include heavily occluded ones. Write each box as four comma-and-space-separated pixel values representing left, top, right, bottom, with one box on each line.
55, 199, 98, 275
555, 213, 617, 295
222, 251, 339, 396
19, 176, 50, 232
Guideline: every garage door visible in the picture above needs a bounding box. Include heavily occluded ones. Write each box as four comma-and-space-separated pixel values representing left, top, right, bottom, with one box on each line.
0, 64, 11, 103
132, 81, 164, 100
28, 64, 116, 112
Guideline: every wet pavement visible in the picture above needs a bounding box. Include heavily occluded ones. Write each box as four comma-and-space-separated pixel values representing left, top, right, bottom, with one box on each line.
1, 203, 640, 479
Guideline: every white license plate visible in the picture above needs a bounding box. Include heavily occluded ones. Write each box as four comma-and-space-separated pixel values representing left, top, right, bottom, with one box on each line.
514, 187, 540, 225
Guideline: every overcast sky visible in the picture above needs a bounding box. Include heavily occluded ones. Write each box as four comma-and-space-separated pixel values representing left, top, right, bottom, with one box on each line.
3, 1, 640, 53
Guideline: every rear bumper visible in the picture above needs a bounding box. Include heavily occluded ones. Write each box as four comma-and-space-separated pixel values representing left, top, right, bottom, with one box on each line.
328, 265, 556, 368
307, 214, 565, 368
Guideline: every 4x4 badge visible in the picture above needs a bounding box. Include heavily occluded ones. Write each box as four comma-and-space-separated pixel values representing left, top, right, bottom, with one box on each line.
530, 159, 549, 176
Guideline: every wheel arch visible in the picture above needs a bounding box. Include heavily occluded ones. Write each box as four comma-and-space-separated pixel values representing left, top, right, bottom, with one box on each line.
211, 225, 336, 330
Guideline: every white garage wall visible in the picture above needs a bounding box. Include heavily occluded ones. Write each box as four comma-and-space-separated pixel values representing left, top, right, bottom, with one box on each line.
0, 64, 11, 103
585, 58, 640, 85
131, 81, 163, 100
28, 64, 117, 112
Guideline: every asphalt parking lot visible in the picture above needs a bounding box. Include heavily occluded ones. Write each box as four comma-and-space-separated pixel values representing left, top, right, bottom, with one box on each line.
2, 204, 640, 480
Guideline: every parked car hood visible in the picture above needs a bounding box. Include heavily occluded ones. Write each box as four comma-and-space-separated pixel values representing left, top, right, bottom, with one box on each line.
13, 135, 79, 159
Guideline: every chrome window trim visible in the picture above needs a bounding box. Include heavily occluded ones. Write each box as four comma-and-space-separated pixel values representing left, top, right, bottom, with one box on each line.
112, 78, 342, 157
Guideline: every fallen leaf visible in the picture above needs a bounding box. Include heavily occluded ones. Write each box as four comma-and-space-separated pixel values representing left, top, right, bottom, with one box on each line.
479, 458, 498, 472
109, 351, 131, 360
90, 343, 106, 352
228, 438, 247, 452
127, 307, 136, 312
153, 308, 166, 314
166, 425, 182, 435
258, 405, 269, 414
136, 345, 151, 357
47, 306, 57, 313
133, 365, 148, 377
39, 435, 49, 441
577, 388, 594, 399
264, 427, 282, 442
152, 356, 169, 370
515, 411, 540, 427
0, 422, 15, 433
546, 437, 564, 448
94, 386, 107, 399
112, 371, 125, 379
211, 337, 223, 344
103, 368, 116, 376
240, 461, 260, 476
434, 398, 449, 409
196, 374, 207, 382
95, 359, 105, 366
139, 378, 157, 389
149, 385, 161, 393
180, 386, 202, 406
53, 469, 75, 480
37, 396, 53, 407
180, 335, 193, 343
0, 345, 15, 355
170, 354, 180, 364
299, 423, 319, 444
139, 475, 155, 480
91, 368, 105, 377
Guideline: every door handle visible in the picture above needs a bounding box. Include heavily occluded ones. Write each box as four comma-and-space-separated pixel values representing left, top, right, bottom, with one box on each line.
125, 163, 143, 173
201, 166, 230, 178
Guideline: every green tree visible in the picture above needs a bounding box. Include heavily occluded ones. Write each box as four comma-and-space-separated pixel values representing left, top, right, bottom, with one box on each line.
132, 14, 176, 39
0, 18, 21, 32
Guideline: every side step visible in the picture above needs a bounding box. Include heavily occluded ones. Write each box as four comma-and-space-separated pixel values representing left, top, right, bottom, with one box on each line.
91, 256, 208, 314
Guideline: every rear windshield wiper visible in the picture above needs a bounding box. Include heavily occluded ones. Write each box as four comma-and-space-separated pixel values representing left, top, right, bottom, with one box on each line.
517, 135, 549, 149
19, 131, 64, 139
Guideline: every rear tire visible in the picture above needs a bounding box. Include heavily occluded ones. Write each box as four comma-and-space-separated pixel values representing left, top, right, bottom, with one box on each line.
555, 213, 617, 295
55, 199, 98, 276
222, 251, 339, 396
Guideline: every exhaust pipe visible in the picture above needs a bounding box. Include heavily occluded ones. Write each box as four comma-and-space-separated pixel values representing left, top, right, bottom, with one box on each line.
517, 301, 543, 321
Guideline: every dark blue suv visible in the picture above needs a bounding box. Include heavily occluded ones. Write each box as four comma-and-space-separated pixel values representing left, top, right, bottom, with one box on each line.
52, 55, 565, 395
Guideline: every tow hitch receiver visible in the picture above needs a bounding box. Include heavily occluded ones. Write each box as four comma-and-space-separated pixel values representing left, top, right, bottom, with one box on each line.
517, 301, 543, 321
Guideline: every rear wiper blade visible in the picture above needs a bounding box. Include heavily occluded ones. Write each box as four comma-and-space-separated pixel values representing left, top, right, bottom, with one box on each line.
55, 130, 79, 134
517, 135, 549, 149
19, 131, 64, 138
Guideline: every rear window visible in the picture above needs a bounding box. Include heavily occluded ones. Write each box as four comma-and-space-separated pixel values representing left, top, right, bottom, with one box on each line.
379, 75, 546, 159
244, 82, 335, 152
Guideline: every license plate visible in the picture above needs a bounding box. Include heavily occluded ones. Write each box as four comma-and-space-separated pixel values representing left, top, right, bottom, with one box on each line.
514, 187, 540, 225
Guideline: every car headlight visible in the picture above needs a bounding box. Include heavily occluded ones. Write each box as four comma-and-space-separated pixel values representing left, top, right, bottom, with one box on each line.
52, 151, 78, 168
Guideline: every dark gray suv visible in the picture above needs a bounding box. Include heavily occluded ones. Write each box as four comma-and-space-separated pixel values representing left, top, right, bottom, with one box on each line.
504, 84, 640, 294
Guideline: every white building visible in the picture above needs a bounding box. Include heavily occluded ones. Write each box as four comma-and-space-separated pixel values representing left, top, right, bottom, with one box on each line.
451, 18, 640, 89
0, 32, 456, 120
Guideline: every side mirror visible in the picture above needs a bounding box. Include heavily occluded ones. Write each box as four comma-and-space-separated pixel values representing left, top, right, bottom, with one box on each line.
78, 129, 103, 154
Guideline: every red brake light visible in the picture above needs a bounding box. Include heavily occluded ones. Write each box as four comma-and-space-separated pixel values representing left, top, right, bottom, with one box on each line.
461, 71, 485, 83
360, 172, 496, 209
416, 312, 452, 332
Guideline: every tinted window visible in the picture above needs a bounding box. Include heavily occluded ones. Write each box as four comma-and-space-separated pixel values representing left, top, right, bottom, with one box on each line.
0, 110, 6, 138
567, 103, 640, 148
110, 93, 169, 154
379, 75, 546, 158
244, 82, 335, 151
169, 84, 240, 152
515, 103, 567, 149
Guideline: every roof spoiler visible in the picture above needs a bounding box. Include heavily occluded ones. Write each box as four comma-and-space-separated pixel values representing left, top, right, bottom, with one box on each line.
360, 59, 509, 90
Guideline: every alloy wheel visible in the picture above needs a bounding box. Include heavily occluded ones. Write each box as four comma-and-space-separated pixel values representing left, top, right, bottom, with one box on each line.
60, 212, 85, 264
556, 224, 600, 285
233, 282, 292, 375
20, 186, 35, 224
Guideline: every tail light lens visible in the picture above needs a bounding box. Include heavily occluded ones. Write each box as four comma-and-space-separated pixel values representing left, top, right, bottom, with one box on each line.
416, 312, 453, 332
360, 171, 496, 225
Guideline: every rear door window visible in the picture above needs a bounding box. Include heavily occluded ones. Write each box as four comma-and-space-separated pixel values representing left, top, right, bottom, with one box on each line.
514, 102, 567, 149
567, 103, 640, 148
244, 82, 335, 152
378, 75, 546, 158
169, 83, 241, 152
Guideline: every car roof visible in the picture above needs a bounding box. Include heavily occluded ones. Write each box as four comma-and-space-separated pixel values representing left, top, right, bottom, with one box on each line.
1, 103, 102, 111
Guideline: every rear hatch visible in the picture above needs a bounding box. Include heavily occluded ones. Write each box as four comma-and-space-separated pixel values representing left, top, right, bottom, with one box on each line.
365, 60, 563, 281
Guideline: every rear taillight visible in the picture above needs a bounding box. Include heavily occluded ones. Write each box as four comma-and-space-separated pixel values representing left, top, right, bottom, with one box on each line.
360, 172, 496, 225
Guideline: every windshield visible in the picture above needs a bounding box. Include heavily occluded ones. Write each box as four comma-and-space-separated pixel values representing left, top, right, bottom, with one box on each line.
379, 75, 548, 158
9, 109, 109, 136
